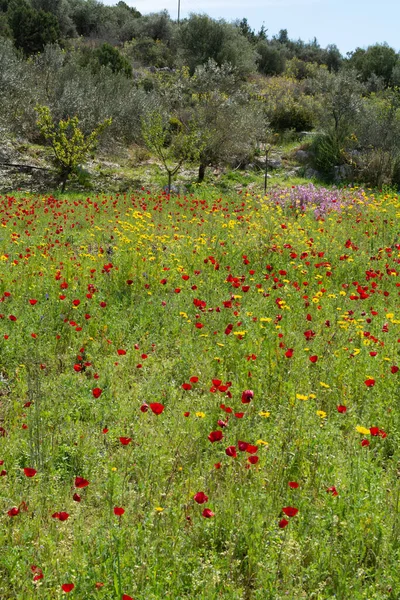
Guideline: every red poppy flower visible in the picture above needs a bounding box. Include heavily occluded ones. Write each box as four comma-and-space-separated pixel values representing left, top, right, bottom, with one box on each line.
304, 329, 315, 341
73, 364, 82, 372
9, 315, 17, 321
208, 430, 223, 443
391, 366, 399, 374
23, 467, 37, 478
309, 355, 318, 363
72, 299, 80, 306
241, 389, 254, 404
326, 486, 338, 496
102, 427, 109, 434
365, 378, 375, 387
337, 405, 347, 413
182, 383, 192, 391
202, 508, 215, 518
149, 402, 164, 415
279, 518, 289, 528
117, 349, 126, 356
225, 446, 237, 458
248, 456, 259, 464
140, 403, 149, 413
73, 493, 81, 502
52, 511, 69, 521
61, 583, 75, 593
74, 477, 89, 488
29, 299, 37, 305
285, 349, 294, 358
0, 470, 6, 476
214, 462, 221, 469
114, 506, 125, 516
119, 437, 132, 445
122, 595, 133, 600
184, 411, 190, 417
282, 506, 298, 517
189, 376, 199, 383
99, 301, 107, 308
361, 439, 370, 447
8, 507, 19, 517
288, 481, 299, 489
31, 565, 43, 581
238, 441, 249, 452
92, 387, 102, 398
194, 491, 208, 504
212, 379, 222, 386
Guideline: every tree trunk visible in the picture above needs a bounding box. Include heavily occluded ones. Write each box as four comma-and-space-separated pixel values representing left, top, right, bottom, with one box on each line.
198, 162, 206, 183
167, 171, 172, 195
264, 147, 269, 194
61, 175, 68, 193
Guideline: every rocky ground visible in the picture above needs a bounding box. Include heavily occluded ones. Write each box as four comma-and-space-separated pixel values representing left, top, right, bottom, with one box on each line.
0, 132, 317, 195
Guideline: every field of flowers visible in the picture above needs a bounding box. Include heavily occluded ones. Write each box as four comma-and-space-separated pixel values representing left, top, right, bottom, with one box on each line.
1, 184, 400, 599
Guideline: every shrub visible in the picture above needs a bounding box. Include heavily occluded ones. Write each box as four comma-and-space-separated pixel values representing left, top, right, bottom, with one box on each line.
35, 104, 112, 191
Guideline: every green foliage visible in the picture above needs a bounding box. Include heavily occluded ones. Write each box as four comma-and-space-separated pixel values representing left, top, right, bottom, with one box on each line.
35, 104, 111, 190
256, 41, 286, 76
347, 44, 399, 88
95, 43, 132, 77
141, 110, 203, 191
311, 129, 348, 177
178, 14, 256, 77
261, 76, 317, 133
7, 0, 61, 55
124, 36, 173, 68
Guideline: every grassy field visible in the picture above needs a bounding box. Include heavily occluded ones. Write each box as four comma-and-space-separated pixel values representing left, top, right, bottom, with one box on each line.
1, 184, 400, 599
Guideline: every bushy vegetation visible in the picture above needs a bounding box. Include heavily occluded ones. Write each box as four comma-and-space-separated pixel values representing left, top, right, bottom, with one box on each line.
2, 0, 400, 188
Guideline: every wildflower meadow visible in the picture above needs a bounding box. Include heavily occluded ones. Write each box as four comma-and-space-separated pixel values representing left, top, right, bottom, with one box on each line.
1, 184, 400, 599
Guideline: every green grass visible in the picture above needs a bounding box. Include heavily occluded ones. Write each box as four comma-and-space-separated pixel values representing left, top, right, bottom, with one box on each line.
0, 186, 400, 599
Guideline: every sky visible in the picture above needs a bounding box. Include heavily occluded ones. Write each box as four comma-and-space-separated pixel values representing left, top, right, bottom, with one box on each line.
104, 0, 400, 55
